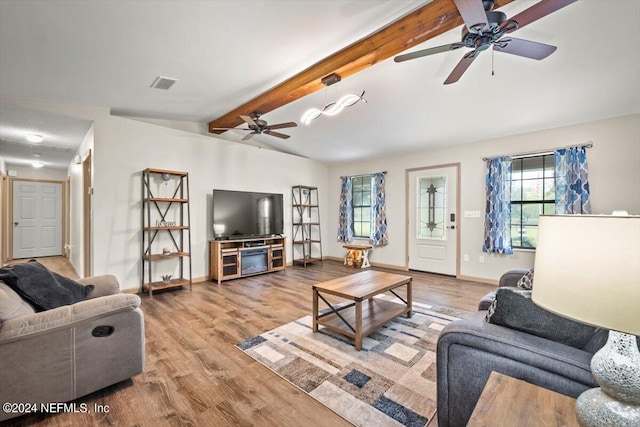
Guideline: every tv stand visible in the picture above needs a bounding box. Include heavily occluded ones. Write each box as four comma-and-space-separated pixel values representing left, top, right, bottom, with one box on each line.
209, 236, 286, 285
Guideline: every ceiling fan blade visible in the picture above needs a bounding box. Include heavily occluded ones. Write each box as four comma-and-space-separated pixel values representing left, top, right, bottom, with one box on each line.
444, 51, 478, 85
267, 122, 298, 130
502, 0, 577, 32
264, 130, 290, 140
242, 132, 255, 141
394, 43, 465, 62
454, 0, 489, 33
240, 115, 257, 127
494, 37, 557, 60
210, 127, 251, 131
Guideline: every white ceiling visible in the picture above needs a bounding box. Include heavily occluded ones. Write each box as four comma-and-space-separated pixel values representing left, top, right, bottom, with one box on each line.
1, 0, 639, 166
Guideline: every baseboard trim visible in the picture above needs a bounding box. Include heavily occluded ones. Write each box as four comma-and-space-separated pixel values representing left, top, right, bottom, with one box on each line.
324, 256, 407, 272
457, 275, 498, 286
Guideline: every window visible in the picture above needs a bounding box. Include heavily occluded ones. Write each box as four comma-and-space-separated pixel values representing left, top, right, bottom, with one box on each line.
351, 175, 372, 238
511, 154, 555, 249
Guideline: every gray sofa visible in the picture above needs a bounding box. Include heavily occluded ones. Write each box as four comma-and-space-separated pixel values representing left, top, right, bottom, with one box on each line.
436, 269, 604, 427
0, 275, 145, 422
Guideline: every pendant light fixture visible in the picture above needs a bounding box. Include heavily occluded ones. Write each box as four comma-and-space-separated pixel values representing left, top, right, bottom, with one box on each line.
301, 73, 366, 125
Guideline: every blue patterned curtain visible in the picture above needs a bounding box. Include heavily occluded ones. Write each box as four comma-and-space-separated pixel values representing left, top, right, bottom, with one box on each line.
555, 147, 591, 214
369, 172, 388, 246
483, 156, 513, 254
337, 176, 353, 242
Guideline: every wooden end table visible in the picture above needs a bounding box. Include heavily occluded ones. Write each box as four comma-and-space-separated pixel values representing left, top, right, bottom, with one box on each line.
312, 270, 412, 351
343, 244, 372, 268
468, 371, 580, 426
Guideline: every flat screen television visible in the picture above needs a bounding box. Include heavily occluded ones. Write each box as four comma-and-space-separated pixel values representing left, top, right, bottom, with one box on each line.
212, 189, 284, 239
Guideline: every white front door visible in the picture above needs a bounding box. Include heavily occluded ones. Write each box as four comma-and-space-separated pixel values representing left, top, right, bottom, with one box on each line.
407, 166, 458, 275
13, 181, 62, 259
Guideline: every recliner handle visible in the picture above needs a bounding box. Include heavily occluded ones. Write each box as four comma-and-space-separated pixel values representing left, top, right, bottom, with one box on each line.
92, 325, 114, 337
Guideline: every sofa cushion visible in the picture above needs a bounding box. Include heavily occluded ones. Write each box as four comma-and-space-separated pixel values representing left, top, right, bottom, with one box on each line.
0, 282, 36, 322
516, 269, 534, 290
485, 287, 598, 349
0, 260, 94, 311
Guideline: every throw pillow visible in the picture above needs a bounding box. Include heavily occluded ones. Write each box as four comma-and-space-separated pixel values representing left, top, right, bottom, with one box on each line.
516, 269, 534, 290
485, 286, 598, 349
0, 260, 94, 311
0, 281, 36, 322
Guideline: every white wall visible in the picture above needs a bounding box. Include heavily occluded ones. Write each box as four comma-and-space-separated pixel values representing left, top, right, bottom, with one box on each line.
1, 99, 329, 291
5, 165, 67, 181
0, 157, 5, 263
92, 115, 328, 290
67, 126, 94, 274
327, 114, 640, 282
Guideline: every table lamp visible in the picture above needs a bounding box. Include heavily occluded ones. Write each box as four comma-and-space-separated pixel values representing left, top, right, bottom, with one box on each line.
532, 214, 640, 426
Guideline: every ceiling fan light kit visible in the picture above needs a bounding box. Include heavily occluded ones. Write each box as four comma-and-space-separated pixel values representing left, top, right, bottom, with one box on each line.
394, 0, 577, 84
210, 112, 297, 141
26, 133, 44, 143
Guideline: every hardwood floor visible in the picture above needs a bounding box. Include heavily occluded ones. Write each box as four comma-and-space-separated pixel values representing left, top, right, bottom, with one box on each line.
4, 257, 494, 427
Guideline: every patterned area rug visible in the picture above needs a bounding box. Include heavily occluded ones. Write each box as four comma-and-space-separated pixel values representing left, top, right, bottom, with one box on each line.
236, 297, 464, 427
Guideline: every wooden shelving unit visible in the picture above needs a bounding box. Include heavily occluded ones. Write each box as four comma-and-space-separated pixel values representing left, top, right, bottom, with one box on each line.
141, 168, 192, 297
292, 185, 322, 266
209, 236, 286, 285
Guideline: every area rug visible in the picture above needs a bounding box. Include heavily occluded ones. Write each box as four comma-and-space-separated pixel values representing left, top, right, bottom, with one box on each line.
236, 297, 465, 427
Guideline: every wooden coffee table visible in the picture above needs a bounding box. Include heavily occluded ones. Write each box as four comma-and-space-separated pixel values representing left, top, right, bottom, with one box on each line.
312, 270, 412, 351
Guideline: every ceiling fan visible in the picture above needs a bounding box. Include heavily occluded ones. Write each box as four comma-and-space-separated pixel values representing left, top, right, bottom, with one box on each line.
394, 0, 577, 84
210, 112, 297, 141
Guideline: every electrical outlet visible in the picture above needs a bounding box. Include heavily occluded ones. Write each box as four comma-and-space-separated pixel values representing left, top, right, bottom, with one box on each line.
463, 254, 469, 261
479, 255, 485, 263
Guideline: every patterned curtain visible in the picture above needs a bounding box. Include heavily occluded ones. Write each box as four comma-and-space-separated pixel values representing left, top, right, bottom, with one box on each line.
369, 172, 388, 246
483, 156, 513, 254
555, 147, 591, 214
337, 176, 353, 242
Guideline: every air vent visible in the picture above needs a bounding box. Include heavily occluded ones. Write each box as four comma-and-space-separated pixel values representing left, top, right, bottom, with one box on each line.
150, 76, 178, 90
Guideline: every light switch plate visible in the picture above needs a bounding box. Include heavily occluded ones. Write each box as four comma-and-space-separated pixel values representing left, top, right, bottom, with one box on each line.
464, 210, 481, 218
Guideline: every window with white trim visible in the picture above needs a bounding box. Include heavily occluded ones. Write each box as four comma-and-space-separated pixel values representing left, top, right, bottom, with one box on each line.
351, 175, 372, 238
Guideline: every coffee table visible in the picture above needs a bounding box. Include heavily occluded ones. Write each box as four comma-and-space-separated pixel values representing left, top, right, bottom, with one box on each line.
312, 270, 412, 351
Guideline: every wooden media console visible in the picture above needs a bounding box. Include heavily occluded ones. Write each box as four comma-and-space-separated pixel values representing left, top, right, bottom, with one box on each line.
209, 236, 286, 284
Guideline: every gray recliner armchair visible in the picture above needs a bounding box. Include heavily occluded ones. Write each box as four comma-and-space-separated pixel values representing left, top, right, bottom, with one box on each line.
436, 269, 604, 427
0, 275, 145, 422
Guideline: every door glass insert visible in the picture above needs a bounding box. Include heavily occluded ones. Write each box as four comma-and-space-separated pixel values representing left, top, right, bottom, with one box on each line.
417, 176, 447, 240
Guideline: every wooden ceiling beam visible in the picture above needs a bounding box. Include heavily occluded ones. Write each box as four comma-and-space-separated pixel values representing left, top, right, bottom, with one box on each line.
208, 0, 514, 133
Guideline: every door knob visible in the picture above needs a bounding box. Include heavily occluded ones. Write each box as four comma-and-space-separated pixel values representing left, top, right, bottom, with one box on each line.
14, 222, 19, 227
447, 225, 456, 230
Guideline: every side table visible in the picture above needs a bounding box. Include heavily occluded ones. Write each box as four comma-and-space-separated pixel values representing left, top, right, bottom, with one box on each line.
468, 371, 580, 427
343, 244, 372, 268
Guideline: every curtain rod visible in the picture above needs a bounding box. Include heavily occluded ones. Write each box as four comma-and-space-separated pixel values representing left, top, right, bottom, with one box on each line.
482, 142, 593, 161
340, 171, 387, 179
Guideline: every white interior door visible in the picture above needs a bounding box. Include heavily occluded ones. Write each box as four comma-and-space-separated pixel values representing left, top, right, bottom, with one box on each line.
408, 166, 457, 275
13, 181, 62, 259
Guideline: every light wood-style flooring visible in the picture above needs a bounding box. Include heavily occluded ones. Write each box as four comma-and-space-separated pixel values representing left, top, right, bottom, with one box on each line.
5, 257, 494, 427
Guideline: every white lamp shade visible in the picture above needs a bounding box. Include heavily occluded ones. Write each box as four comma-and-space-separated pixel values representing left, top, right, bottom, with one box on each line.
532, 215, 640, 335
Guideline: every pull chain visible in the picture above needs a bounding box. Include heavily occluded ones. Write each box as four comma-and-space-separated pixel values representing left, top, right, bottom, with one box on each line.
492, 48, 495, 76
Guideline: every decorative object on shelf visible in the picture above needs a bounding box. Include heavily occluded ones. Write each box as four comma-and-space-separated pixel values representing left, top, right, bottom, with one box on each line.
156, 220, 177, 227
162, 247, 170, 255
161, 274, 172, 284
301, 73, 366, 125
213, 223, 225, 238
532, 214, 640, 427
